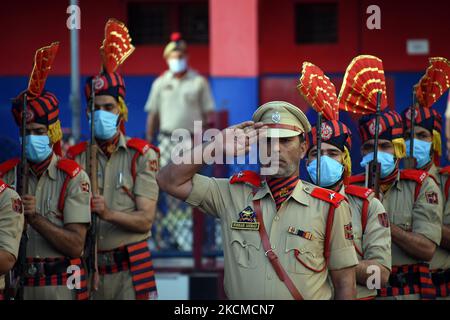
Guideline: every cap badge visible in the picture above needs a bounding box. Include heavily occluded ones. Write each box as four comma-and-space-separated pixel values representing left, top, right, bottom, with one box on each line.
272, 111, 281, 123
94, 76, 105, 90
321, 123, 333, 140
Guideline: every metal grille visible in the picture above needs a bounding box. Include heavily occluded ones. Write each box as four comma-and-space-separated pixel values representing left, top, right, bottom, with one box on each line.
128, 2, 170, 45
180, 3, 209, 44
295, 3, 338, 44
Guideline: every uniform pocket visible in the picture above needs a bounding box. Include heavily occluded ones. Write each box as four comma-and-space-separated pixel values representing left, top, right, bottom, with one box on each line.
229, 230, 261, 269
114, 175, 135, 209
285, 235, 324, 274
43, 196, 64, 226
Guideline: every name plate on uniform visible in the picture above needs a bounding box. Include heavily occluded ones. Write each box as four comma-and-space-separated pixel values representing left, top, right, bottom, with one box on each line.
231, 221, 260, 231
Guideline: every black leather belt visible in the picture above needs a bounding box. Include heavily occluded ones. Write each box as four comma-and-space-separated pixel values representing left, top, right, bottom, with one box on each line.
431, 269, 450, 285
389, 270, 421, 287
98, 249, 129, 268
24, 259, 70, 277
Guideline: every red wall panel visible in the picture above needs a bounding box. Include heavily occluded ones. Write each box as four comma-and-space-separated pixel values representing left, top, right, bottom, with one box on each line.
259, 0, 450, 74
0, 0, 209, 76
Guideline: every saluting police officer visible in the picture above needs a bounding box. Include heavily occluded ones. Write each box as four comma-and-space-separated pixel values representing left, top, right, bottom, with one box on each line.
158, 101, 359, 300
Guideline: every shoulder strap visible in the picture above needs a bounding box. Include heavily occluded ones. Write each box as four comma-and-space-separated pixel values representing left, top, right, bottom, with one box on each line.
439, 166, 450, 175
308, 186, 345, 266
310, 186, 345, 208
0, 158, 20, 178
230, 170, 262, 188
347, 174, 365, 185
400, 169, 429, 202
252, 198, 304, 300
345, 185, 373, 234
126, 138, 160, 183
439, 166, 450, 200
56, 159, 82, 213
0, 179, 7, 194
66, 142, 88, 160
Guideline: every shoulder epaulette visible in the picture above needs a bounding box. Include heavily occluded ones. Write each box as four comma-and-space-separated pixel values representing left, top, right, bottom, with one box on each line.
66, 142, 88, 160
345, 185, 374, 200
0, 179, 7, 194
127, 138, 160, 156
56, 159, 81, 178
348, 174, 365, 185
310, 186, 345, 208
0, 158, 20, 177
439, 166, 450, 175
230, 170, 262, 188
400, 169, 429, 184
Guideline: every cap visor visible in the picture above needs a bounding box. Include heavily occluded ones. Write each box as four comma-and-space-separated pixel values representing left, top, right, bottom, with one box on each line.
267, 128, 301, 138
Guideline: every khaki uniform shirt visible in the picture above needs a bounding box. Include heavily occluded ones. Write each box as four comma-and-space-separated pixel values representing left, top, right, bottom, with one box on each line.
428, 164, 450, 270
72, 134, 159, 251
370, 171, 443, 266
144, 69, 215, 133
0, 184, 24, 290
186, 174, 358, 300
2, 154, 91, 258
340, 186, 391, 299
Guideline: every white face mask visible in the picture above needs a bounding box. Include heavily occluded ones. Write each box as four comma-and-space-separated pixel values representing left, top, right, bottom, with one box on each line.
168, 58, 187, 74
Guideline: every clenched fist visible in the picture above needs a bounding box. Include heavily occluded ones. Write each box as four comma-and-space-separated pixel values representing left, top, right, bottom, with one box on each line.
91, 195, 111, 220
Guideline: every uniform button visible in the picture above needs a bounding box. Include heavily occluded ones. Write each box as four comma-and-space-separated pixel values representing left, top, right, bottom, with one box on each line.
300, 248, 305, 254
304, 186, 310, 191
271, 245, 276, 250
242, 240, 247, 245
267, 274, 272, 280
274, 216, 280, 221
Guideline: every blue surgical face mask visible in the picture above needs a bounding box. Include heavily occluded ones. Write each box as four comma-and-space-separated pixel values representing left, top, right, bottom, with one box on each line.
307, 155, 344, 187
89, 110, 119, 140
168, 58, 187, 74
360, 151, 396, 178
405, 139, 432, 169
20, 135, 53, 163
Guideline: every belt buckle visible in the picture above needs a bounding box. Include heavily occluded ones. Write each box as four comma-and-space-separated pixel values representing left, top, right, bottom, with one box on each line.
98, 252, 114, 267
26, 263, 39, 277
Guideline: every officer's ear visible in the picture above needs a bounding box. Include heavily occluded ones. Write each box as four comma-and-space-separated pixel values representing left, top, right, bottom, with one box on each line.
298, 134, 307, 159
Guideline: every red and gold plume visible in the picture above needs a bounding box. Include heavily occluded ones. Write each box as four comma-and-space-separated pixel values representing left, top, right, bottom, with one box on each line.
297, 62, 339, 121
27, 42, 60, 97
338, 55, 388, 115
100, 18, 135, 73
415, 57, 450, 109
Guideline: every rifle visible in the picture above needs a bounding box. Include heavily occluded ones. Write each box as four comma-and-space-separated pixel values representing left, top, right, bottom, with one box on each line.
5, 93, 29, 300
404, 89, 417, 169
366, 91, 382, 198
86, 80, 99, 292
316, 112, 323, 187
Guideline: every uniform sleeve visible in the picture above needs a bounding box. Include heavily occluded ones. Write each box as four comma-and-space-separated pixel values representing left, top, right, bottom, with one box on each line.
412, 177, 443, 245
63, 169, 92, 225
443, 181, 450, 225
200, 77, 215, 113
0, 189, 24, 258
185, 174, 231, 219
362, 197, 392, 270
144, 78, 161, 113
328, 200, 359, 270
444, 198, 450, 225
133, 148, 159, 201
